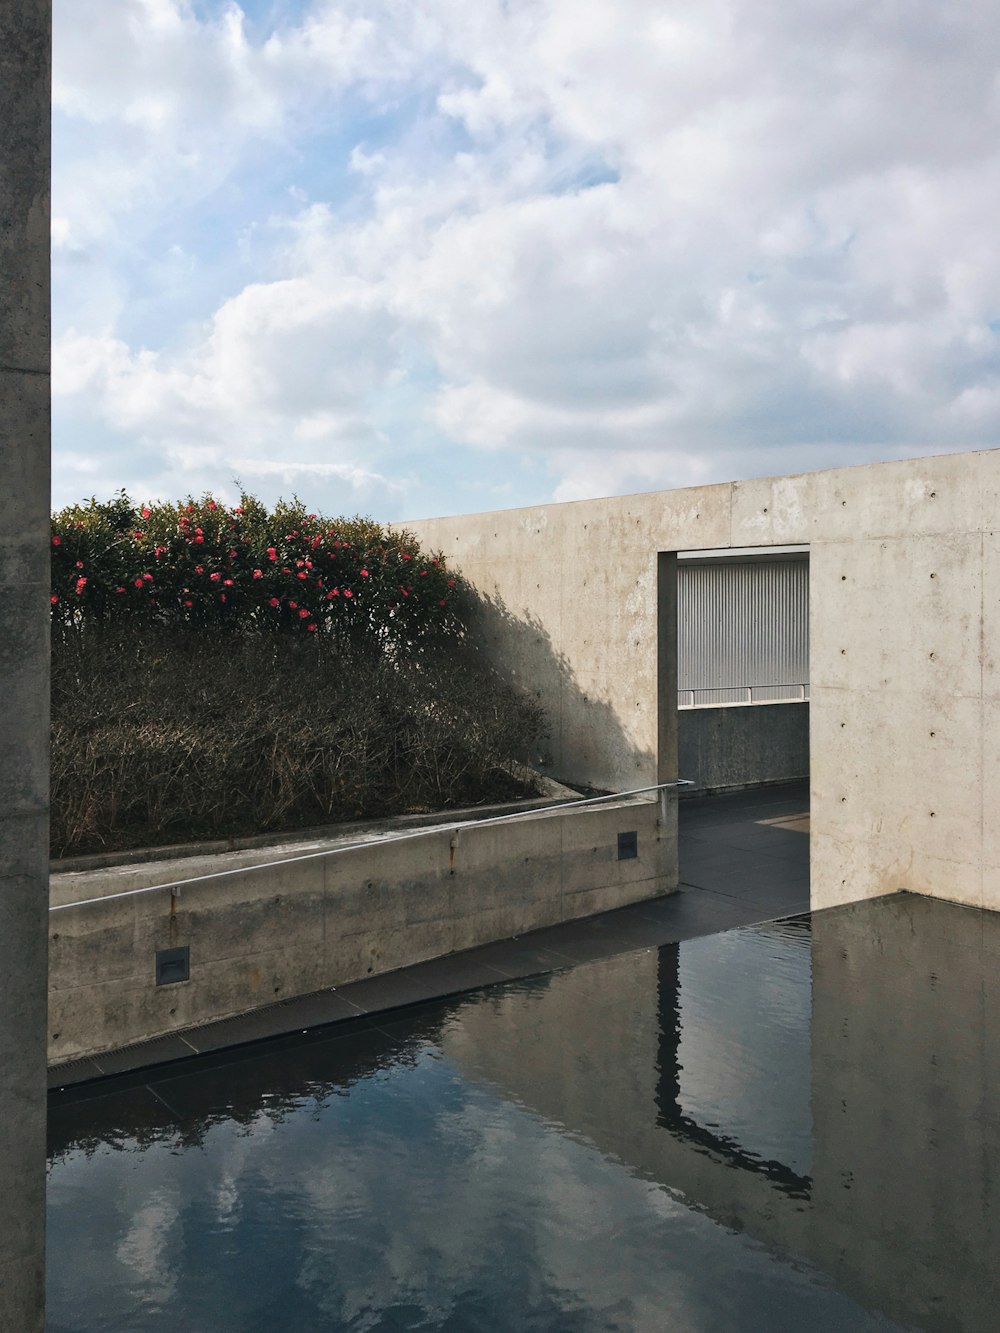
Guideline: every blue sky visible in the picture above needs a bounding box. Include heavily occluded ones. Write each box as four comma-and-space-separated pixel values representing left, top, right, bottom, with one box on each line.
52, 0, 1000, 521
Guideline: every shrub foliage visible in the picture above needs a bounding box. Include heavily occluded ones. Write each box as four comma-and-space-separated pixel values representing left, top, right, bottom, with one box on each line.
51, 493, 547, 857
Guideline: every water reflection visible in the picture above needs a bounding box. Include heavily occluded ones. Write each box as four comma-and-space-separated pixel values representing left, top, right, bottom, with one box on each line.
47, 892, 1000, 1331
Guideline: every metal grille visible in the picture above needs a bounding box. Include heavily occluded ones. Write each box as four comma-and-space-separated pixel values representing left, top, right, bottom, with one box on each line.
678, 559, 808, 707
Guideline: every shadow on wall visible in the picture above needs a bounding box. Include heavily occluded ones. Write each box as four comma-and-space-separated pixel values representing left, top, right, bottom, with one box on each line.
462, 589, 655, 791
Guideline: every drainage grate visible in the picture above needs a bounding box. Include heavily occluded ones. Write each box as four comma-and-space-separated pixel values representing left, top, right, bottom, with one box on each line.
155, 945, 190, 985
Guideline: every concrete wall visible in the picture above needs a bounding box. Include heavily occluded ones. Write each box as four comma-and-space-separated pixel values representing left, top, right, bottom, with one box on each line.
406, 449, 1000, 913
678, 701, 809, 793
48, 797, 674, 1063
0, 2, 49, 1327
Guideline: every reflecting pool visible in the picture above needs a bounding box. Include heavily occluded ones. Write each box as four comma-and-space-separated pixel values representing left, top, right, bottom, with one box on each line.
47, 893, 1000, 1331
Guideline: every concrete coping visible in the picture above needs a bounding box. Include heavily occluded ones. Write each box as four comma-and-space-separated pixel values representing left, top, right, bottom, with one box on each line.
50, 782, 689, 912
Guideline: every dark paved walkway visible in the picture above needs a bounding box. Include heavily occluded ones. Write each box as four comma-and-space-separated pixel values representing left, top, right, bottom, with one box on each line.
49, 782, 810, 1090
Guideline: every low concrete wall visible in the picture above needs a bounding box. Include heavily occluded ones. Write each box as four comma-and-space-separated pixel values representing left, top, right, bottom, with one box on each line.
48, 797, 676, 1064
678, 701, 809, 793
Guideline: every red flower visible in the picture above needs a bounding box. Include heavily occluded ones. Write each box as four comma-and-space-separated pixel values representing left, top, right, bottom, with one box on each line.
154, 546, 167, 558
343, 589, 354, 599
297, 571, 307, 580
420, 570, 427, 577
360, 568, 369, 577
223, 578, 234, 587
194, 565, 205, 575
133, 531, 144, 540
141, 506, 151, 519
268, 597, 280, 608
133, 578, 144, 589
266, 548, 277, 561
298, 608, 309, 619
209, 572, 221, 582
75, 577, 87, 595
183, 599, 193, 608
50, 594, 58, 604
307, 623, 317, 632
327, 589, 339, 599
228, 548, 237, 559
115, 586, 125, 594
234, 507, 243, 515
51, 535, 61, 547
207, 501, 217, 511
289, 600, 298, 610
219, 593, 227, 603
402, 553, 412, 561
142, 572, 154, 582
252, 569, 263, 579
193, 534, 204, 544
75, 560, 84, 569
295, 559, 304, 567
447, 580, 455, 588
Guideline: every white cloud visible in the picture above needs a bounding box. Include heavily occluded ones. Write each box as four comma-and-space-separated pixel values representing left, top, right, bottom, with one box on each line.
52, 0, 1000, 515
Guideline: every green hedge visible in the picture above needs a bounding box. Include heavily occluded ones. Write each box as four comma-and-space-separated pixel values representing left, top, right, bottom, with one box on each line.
50, 493, 547, 857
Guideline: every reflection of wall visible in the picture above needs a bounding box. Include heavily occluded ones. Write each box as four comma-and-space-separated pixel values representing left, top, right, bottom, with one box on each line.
809, 894, 1000, 1332
407, 452, 1000, 913
0, 3, 49, 1327
444, 894, 1000, 1332
678, 702, 808, 793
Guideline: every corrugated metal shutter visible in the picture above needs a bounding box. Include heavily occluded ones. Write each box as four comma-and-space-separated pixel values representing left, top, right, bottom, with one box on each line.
678, 559, 808, 706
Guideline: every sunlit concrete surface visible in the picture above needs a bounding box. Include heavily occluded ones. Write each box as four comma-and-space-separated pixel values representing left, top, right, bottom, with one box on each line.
407, 448, 1000, 914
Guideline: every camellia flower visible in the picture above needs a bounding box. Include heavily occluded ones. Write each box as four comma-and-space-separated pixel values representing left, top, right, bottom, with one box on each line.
447, 580, 455, 588
209, 572, 221, 582
360, 568, 369, 578
142, 572, 154, 582
268, 597, 280, 608
298, 608, 309, 619
75, 560, 84, 569
402, 552, 412, 561
266, 548, 277, 561
289, 600, 298, 610
194, 565, 204, 575
51, 535, 61, 547
50, 594, 58, 604
223, 579, 234, 587
327, 589, 339, 599
133, 578, 144, 589
183, 599, 193, 608
252, 569, 263, 579
439, 599, 446, 606
207, 500, 217, 511
75, 577, 87, 595
193, 534, 204, 544
219, 593, 227, 602
297, 571, 307, 580
307, 623, 317, 632
343, 589, 354, 599
141, 506, 151, 519
115, 586, 125, 594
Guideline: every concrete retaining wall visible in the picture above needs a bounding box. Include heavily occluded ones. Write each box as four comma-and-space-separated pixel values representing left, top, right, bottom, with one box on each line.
678, 702, 809, 793
48, 797, 675, 1063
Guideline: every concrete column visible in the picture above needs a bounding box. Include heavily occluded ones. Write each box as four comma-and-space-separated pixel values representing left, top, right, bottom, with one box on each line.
0, 2, 51, 1328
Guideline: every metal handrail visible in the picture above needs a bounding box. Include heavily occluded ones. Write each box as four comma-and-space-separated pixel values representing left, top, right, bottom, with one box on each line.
50, 780, 693, 913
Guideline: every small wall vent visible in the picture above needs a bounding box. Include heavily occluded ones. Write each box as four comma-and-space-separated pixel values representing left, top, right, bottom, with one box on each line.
618, 831, 638, 861
155, 945, 190, 985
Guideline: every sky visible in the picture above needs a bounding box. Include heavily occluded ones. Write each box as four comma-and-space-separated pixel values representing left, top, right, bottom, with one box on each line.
52, 0, 1000, 522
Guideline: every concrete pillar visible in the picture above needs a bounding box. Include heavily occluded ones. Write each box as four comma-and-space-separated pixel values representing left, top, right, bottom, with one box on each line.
0, 1, 51, 1327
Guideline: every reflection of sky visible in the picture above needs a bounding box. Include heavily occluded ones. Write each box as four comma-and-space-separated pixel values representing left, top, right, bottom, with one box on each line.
675, 921, 813, 1175
48, 1000, 896, 1331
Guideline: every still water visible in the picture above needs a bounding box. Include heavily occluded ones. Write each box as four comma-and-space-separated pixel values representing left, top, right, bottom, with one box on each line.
47, 893, 1000, 1331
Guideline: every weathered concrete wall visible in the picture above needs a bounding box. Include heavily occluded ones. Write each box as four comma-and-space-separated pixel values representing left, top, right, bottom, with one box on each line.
48, 797, 674, 1063
678, 701, 809, 793
0, 2, 49, 1326
407, 449, 1000, 913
